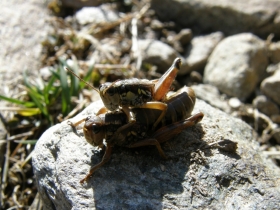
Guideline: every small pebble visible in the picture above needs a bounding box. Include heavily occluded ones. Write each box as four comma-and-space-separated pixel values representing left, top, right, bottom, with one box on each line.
160, 164, 165, 171
228, 97, 242, 109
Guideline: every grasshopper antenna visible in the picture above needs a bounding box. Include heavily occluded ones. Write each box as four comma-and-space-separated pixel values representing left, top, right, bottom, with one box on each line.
65, 67, 100, 93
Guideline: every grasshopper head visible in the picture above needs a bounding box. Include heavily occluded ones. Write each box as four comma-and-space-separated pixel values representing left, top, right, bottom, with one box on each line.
83, 116, 105, 147
99, 82, 120, 111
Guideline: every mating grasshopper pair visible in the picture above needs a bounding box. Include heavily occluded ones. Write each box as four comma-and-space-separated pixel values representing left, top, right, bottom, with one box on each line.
67, 58, 204, 183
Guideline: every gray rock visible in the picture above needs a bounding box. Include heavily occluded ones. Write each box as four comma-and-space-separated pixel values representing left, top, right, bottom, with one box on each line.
204, 33, 268, 100
191, 84, 231, 113
267, 63, 280, 74
166, 29, 193, 53
150, 19, 164, 30
253, 95, 280, 116
138, 39, 180, 72
180, 32, 224, 75
0, 0, 50, 88
261, 70, 280, 105
269, 41, 280, 64
75, 5, 119, 26
151, 0, 280, 39
189, 71, 203, 83
33, 99, 280, 209
176, 28, 193, 46
228, 97, 242, 110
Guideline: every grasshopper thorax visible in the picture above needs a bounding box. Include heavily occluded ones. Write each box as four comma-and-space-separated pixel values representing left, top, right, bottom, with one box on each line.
99, 79, 155, 111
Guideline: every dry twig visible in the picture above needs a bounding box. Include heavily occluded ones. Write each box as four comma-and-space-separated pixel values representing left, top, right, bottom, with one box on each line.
253, 109, 279, 143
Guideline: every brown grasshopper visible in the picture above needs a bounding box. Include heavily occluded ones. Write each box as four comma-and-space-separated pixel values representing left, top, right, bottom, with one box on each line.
66, 58, 181, 130
69, 86, 204, 183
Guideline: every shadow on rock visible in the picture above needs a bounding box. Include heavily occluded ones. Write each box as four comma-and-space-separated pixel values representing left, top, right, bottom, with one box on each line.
81, 122, 206, 209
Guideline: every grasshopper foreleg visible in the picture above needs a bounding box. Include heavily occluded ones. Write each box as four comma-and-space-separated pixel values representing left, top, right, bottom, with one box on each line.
68, 118, 86, 127
80, 121, 137, 183
80, 143, 113, 184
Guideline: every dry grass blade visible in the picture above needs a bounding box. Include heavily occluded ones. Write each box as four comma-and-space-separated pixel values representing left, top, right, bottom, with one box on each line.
21, 151, 33, 168
78, 32, 117, 63
131, 17, 141, 71
63, 97, 88, 121
263, 151, 280, 157
253, 109, 279, 143
12, 185, 22, 209
89, 3, 150, 35
94, 64, 131, 69
1, 140, 10, 207
28, 193, 43, 210
7, 131, 34, 141
11, 126, 38, 157
90, 13, 134, 35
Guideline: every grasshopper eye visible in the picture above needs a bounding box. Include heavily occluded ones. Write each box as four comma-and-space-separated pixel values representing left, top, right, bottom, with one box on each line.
91, 124, 101, 134
106, 87, 115, 96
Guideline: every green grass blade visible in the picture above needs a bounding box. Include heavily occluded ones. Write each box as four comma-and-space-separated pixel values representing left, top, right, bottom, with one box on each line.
79, 65, 94, 89
59, 64, 71, 116
49, 86, 61, 105
0, 94, 36, 107
59, 58, 79, 96
14, 140, 37, 144
44, 73, 57, 105
69, 66, 79, 96
15, 108, 41, 116
49, 68, 60, 79
26, 87, 48, 117
23, 71, 32, 89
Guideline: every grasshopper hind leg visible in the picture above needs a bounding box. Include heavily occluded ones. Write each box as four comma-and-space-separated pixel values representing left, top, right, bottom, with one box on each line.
127, 112, 204, 158
153, 57, 181, 101
133, 102, 168, 131
128, 138, 167, 159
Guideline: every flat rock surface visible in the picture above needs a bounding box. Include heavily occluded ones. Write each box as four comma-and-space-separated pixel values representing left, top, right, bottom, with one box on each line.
180, 32, 224, 75
0, 0, 49, 78
203, 33, 268, 100
138, 39, 179, 72
191, 84, 231, 113
33, 99, 280, 209
261, 70, 280, 105
151, 0, 280, 38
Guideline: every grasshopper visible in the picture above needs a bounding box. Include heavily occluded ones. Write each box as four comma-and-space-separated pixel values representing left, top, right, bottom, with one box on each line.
69, 86, 204, 183
66, 58, 181, 130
